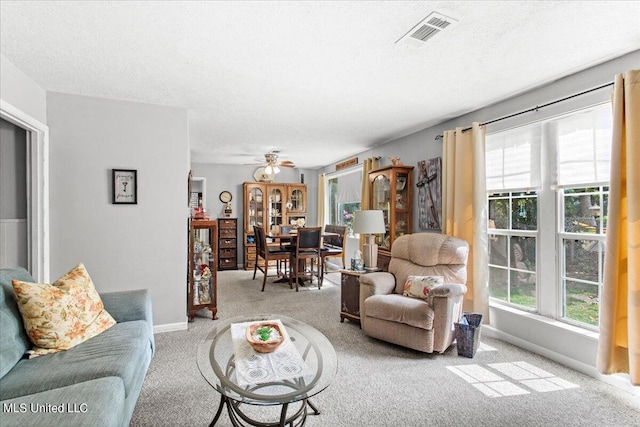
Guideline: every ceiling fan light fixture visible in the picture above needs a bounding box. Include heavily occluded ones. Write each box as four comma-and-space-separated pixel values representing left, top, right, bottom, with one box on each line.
273, 165, 281, 174
264, 165, 273, 174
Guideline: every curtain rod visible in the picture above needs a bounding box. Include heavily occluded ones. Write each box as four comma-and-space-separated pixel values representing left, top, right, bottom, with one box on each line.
434, 81, 614, 139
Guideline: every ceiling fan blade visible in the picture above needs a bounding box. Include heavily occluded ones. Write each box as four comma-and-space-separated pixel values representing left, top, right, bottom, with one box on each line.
278, 161, 295, 167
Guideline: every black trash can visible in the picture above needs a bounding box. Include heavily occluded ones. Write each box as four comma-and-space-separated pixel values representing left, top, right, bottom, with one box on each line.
455, 312, 483, 358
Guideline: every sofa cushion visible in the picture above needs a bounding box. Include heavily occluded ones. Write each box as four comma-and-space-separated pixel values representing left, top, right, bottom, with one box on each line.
0, 268, 34, 378
11, 263, 116, 357
364, 294, 434, 330
0, 377, 125, 427
0, 320, 152, 400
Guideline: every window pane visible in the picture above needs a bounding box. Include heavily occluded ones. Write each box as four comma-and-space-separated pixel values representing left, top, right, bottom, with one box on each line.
511, 236, 536, 272
511, 196, 537, 230
564, 280, 599, 326
510, 270, 536, 309
489, 235, 508, 267
489, 198, 509, 229
337, 201, 360, 236
563, 239, 601, 283
489, 267, 508, 302
563, 192, 599, 234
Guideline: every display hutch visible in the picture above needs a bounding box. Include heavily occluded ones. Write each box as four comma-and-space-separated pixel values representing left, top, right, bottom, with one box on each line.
243, 182, 307, 270
217, 218, 238, 270
368, 165, 414, 271
286, 183, 307, 226
188, 219, 218, 322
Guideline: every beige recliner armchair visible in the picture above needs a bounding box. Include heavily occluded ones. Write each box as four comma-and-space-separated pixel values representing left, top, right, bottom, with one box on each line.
359, 233, 469, 353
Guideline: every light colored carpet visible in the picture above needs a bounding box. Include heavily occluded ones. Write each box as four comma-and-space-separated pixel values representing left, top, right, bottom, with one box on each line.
131, 270, 640, 426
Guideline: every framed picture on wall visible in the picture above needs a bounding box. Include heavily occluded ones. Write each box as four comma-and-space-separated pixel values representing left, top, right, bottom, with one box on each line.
112, 169, 137, 204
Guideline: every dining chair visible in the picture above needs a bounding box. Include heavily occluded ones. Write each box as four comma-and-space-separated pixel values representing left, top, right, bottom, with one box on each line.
253, 226, 292, 291
278, 225, 296, 251
288, 227, 323, 291
321, 224, 348, 278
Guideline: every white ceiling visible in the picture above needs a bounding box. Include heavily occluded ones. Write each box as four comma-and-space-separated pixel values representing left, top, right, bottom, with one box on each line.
2, 1, 639, 169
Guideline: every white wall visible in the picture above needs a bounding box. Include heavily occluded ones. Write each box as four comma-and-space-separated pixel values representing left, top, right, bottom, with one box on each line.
0, 53, 47, 124
47, 92, 189, 327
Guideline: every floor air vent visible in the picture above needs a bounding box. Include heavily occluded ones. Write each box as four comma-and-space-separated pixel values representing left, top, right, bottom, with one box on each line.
396, 12, 457, 47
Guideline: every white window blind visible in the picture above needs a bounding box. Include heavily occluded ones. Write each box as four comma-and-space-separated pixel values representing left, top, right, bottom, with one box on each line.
551, 103, 612, 187
486, 123, 542, 192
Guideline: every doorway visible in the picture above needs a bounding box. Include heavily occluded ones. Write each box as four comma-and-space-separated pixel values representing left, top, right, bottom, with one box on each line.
0, 100, 50, 282
0, 118, 28, 269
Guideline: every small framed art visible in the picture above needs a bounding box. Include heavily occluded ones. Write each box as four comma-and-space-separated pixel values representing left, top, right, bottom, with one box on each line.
112, 169, 137, 204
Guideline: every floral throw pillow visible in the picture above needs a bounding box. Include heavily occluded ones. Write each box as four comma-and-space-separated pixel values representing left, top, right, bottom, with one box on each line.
402, 275, 444, 299
12, 263, 116, 358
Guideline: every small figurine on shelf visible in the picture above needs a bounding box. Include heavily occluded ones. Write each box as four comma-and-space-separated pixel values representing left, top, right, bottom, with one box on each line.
200, 265, 212, 279
199, 281, 211, 304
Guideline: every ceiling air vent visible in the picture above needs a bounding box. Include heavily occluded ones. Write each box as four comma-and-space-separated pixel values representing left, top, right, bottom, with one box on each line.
396, 12, 458, 47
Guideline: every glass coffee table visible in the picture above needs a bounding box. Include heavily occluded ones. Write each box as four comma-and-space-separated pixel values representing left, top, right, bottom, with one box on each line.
197, 314, 337, 427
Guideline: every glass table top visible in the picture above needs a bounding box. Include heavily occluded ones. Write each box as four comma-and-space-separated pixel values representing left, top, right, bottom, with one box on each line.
197, 314, 337, 406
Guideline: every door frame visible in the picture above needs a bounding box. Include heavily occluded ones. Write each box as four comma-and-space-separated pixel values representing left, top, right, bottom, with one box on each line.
1, 99, 50, 282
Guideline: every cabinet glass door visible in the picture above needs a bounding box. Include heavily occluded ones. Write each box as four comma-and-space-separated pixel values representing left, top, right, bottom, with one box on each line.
268, 188, 283, 231
290, 189, 304, 211
372, 174, 391, 249
394, 172, 410, 240
249, 188, 263, 229
193, 229, 213, 305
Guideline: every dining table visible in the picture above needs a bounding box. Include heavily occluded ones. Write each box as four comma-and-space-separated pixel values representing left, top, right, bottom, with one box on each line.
265, 229, 340, 285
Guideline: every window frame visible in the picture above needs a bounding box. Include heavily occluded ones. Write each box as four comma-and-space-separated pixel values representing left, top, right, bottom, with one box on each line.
486, 101, 612, 331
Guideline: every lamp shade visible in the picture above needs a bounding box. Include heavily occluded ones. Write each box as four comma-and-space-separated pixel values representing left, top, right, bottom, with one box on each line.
353, 210, 385, 234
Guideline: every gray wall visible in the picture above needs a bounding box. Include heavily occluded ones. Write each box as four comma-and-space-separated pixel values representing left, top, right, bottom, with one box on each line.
47, 92, 190, 327
0, 118, 27, 219
0, 118, 28, 268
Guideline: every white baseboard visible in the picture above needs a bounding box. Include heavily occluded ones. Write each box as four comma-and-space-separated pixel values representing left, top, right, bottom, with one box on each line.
483, 325, 640, 396
153, 321, 188, 334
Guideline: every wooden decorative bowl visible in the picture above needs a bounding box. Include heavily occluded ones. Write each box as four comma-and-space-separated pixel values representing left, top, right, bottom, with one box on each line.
245, 321, 285, 353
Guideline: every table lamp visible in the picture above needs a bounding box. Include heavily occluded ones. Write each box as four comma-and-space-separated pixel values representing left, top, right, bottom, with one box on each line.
353, 210, 386, 270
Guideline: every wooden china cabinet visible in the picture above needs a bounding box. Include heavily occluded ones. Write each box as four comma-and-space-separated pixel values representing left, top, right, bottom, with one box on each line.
368, 165, 414, 271
188, 219, 218, 322
242, 182, 307, 270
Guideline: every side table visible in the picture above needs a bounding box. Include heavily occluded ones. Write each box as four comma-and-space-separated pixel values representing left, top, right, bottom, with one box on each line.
340, 269, 380, 324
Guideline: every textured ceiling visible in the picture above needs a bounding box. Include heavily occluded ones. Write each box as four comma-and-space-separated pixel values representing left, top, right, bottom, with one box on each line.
2, 1, 639, 169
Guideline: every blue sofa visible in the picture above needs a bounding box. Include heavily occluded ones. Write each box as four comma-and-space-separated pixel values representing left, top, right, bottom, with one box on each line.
0, 267, 154, 427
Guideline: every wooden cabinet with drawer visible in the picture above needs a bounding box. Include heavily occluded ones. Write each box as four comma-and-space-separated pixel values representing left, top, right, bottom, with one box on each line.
217, 218, 238, 270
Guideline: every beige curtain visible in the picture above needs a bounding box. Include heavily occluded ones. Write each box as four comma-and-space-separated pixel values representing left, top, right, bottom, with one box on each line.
317, 173, 326, 227
442, 123, 490, 321
597, 69, 640, 385
359, 157, 380, 250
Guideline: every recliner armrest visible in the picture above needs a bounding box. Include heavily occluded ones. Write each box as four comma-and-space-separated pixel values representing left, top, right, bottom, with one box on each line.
431, 283, 467, 298
359, 272, 396, 296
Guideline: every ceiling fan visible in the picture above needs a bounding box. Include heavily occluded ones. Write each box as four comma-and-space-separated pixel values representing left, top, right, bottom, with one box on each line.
246, 152, 295, 175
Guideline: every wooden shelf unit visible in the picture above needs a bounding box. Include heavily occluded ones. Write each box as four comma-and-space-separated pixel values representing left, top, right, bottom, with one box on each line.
217, 218, 238, 270
368, 164, 414, 266
242, 182, 307, 270
188, 219, 218, 322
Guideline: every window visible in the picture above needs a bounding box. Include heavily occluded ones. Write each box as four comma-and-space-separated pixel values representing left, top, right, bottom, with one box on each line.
327, 168, 362, 236
486, 103, 612, 330
559, 186, 608, 326
488, 191, 538, 309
